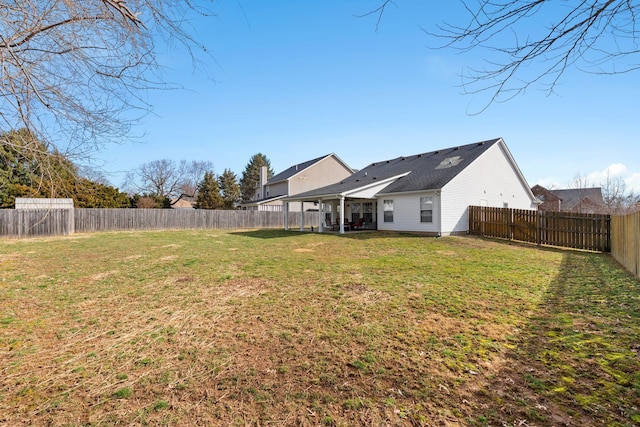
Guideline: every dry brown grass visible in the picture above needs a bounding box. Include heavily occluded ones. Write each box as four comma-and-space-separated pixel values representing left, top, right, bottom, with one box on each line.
1, 230, 638, 426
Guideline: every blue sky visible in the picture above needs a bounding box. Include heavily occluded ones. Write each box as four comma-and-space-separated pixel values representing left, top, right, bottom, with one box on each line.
100, 1, 639, 194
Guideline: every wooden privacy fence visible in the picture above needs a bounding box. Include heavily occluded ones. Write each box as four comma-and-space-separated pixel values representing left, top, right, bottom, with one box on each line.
0, 209, 74, 238
468, 206, 611, 252
611, 211, 640, 278
0, 209, 319, 238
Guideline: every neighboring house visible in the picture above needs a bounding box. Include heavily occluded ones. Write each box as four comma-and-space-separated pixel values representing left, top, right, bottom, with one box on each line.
241, 154, 354, 212
170, 198, 195, 209
285, 138, 539, 235
531, 185, 606, 214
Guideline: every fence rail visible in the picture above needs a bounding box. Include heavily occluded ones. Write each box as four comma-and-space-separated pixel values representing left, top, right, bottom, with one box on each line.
468, 206, 611, 252
0, 209, 318, 238
611, 211, 640, 278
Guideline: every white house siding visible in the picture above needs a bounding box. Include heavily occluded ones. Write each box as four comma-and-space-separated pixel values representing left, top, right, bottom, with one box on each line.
440, 142, 536, 234
376, 191, 441, 233
265, 181, 288, 199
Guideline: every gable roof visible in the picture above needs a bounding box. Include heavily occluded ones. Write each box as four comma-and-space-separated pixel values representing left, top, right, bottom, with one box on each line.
267, 153, 353, 185
549, 187, 605, 211
531, 185, 562, 202
289, 138, 503, 200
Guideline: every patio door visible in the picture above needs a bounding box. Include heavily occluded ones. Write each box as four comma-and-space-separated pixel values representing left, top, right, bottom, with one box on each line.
351, 202, 361, 222
363, 202, 374, 223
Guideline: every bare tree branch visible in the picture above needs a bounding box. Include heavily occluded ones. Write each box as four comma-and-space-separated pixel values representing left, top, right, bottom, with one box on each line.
0, 0, 215, 189
354, 0, 397, 31
125, 159, 212, 202
423, 0, 640, 112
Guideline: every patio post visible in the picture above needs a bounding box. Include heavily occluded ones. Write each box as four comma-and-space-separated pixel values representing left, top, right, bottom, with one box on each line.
284, 202, 289, 230
339, 196, 345, 234
300, 201, 304, 231
318, 199, 323, 232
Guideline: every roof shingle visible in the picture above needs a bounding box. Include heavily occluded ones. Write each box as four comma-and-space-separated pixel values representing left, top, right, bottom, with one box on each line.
292, 138, 501, 199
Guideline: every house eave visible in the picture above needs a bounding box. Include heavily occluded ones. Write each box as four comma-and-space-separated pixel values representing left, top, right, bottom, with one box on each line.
376, 188, 441, 197
240, 195, 287, 206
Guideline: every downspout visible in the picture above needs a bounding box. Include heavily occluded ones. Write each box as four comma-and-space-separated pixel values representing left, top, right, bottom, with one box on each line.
437, 190, 442, 237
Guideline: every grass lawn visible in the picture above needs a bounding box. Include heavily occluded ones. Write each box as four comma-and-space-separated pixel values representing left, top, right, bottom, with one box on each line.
0, 229, 639, 426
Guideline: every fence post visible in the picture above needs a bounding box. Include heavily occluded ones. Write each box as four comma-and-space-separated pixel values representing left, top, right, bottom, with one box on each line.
537, 211, 542, 246
604, 215, 611, 253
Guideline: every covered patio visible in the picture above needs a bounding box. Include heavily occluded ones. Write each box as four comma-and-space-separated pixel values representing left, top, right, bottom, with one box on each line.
283, 171, 409, 234
282, 173, 407, 234
284, 197, 377, 234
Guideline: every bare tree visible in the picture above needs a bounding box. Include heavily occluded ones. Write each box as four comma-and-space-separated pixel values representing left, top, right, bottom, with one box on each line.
570, 172, 592, 214
176, 160, 213, 200
423, 1, 640, 111
126, 159, 213, 203
0, 1, 215, 178
602, 171, 636, 214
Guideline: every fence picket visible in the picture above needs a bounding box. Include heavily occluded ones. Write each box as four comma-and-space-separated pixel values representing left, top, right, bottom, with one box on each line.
468, 206, 611, 252
611, 212, 640, 278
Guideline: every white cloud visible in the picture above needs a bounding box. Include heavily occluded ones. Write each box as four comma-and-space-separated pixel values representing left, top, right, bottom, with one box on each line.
626, 173, 640, 194
586, 163, 628, 186
587, 164, 640, 194
537, 163, 640, 194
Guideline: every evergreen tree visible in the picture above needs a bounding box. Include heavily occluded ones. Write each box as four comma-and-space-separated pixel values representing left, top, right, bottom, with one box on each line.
74, 179, 130, 208
194, 171, 223, 209
0, 129, 129, 208
239, 153, 274, 202
219, 169, 241, 210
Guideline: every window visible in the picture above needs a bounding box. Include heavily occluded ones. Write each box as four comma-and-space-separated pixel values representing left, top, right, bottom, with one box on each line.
363, 202, 373, 222
351, 202, 361, 222
420, 196, 433, 223
383, 200, 393, 222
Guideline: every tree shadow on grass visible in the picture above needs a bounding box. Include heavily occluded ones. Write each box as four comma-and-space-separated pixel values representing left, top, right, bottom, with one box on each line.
231, 229, 431, 241
229, 229, 304, 239
466, 251, 640, 426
